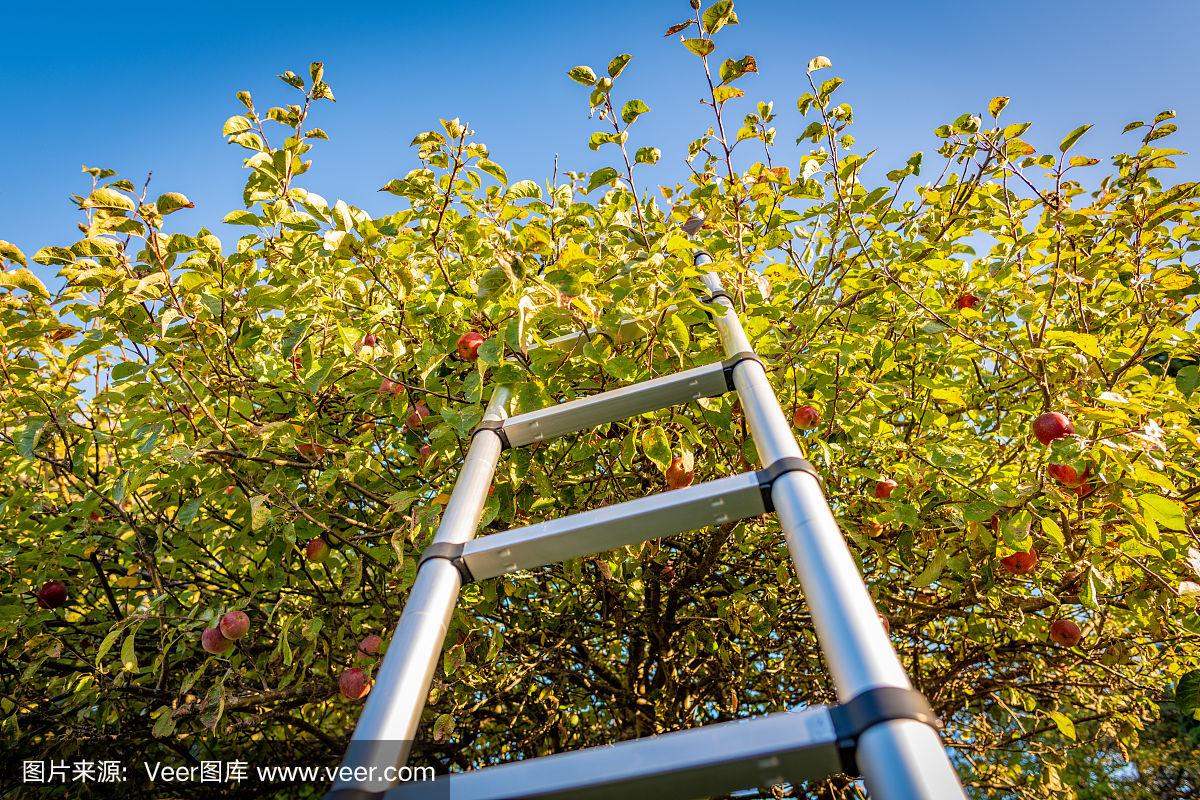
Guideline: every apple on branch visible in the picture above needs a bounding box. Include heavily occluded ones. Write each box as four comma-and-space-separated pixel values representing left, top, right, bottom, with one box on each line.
456, 331, 486, 361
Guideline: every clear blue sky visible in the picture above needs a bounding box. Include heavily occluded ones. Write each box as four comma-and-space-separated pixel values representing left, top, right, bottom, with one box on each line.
4, 0, 1198, 289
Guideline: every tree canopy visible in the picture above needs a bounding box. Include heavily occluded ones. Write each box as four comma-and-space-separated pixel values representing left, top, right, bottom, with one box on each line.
2, 2, 1199, 797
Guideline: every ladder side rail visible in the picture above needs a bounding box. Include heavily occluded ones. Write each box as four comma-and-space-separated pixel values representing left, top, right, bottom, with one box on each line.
696, 254, 966, 800
329, 387, 512, 798
384, 706, 841, 800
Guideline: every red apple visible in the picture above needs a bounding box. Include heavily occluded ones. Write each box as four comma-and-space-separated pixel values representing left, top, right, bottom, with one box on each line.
418, 444, 432, 467
224, 484, 237, 496
360, 333, 378, 349
219, 610, 250, 641
456, 331, 486, 361
865, 520, 885, 537
665, 456, 695, 489
956, 293, 980, 310
1000, 548, 1039, 575
378, 377, 403, 398
792, 405, 821, 430
36, 580, 68, 609
1047, 463, 1081, 487
339, 667, 371, 700
89, 511, 102, 522
1032, 412, 1074, 445
406, 402, 431, 430
201, 627, 233, 655
1049, 619, 1082, 647
305, 538, 331, 563
874, 479, 899, 500
358, 634, 383, 657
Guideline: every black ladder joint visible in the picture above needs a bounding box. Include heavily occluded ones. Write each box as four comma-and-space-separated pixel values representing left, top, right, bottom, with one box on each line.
755, 457, 820, 512
418, 542, 474, 584
704, 289, 734, 308
829, 687, 940, 776
721, 351, 763, 390
472, 418, 510, 450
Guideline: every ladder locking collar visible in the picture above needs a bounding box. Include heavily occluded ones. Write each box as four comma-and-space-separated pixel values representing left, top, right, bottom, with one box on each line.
755, 456, 819, 512
417, 542, 474, 584
829, 686, 940, 776
472, 418, 510, 450
721, 351, 763, 390
704, 289, 734, 307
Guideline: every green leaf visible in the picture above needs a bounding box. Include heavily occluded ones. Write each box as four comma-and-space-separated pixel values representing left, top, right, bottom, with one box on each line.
1048, 710, 1076, 740
807, 55, 832, 73
83, 187, 135, 212
1059, 124, 1093, 154
586, 167, 620, 194
506, 180, 542, 200
621, 99, 650, 125
634, 147, 661, 165
0, 268, 49, 299
702, 0, 736, 34
249, 495, 270, 531
120, 631, 138, 672
1176, 365, 1199, 398
1044, 330, 1101, 358
567, 65, 597, 86
177, 498, 202, 528
912, 549, 948, 587
0, 240, 27, 266
641, 426, 672, 471
607, 54, 632, 79
152, 707, 177, 738
96, 628, 122, 667
16, 419, 46, 460
1177, 669, 1200, 720
222, 116, 253, 136
476, 159, 508, 185
156, 192, 194, 215
988, 96, 1010, 118
681, 38, 716, 58
719, 55, 758, 84
1139, 494, 1187, 530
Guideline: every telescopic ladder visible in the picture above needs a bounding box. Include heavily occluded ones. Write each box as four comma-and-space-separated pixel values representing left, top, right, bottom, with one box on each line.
326, 252, 967, 800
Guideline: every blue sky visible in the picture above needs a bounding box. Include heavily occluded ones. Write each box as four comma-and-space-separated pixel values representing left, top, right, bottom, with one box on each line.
4, 0, 1198, 287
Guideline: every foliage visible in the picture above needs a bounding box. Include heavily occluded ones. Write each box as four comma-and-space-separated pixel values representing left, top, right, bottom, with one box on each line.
2, 3, 1200, 797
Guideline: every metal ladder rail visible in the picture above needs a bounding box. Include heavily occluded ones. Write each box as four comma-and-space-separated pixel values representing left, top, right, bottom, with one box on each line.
696, 255, 965, 799
326, 254, 967, 800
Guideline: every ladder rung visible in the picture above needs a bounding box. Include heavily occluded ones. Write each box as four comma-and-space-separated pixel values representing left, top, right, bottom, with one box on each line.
534, 311, 670, 355
502, 360, 730, 448
461, 471, 764, 580
386, 706, 839, 800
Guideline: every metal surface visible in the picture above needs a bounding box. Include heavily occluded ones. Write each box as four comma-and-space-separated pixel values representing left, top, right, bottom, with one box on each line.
536, 312, 663, 355
461, 471, 765, 580
387, 706, 840, 800
502, 360, 730, 448
329, 388, 510, 796
696, 254, 966, 799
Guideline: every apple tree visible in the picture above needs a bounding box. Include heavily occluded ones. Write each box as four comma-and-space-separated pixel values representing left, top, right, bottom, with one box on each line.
2, 3, 1199, 797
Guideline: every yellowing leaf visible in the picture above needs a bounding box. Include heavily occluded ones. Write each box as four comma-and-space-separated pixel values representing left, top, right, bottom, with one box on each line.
0, 240, 27, 266
1048, 710, 1076, 740
807, 55, 832, 73
0, 268, 49, 299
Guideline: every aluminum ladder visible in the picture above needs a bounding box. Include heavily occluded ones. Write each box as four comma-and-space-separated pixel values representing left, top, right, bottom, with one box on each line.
326, 252, 966, 800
